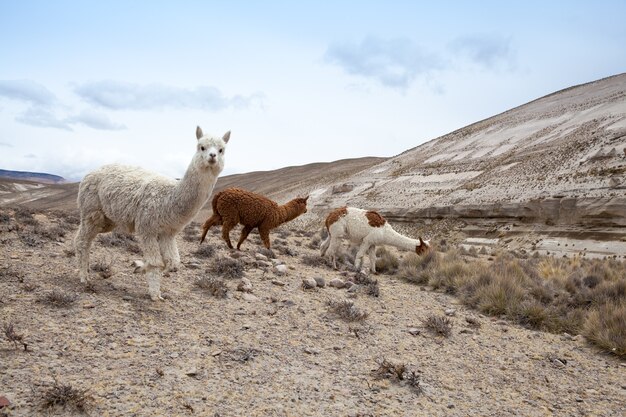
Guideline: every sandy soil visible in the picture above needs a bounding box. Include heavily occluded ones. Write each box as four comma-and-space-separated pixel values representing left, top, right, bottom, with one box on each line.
1, 212, 625, 416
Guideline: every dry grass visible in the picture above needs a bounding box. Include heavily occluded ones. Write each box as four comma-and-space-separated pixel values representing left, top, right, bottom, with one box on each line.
40, 380, 91, 412
373, 358, 422, 394
398, 250, 626, 357
97, 232, 142, 254
39, 290, 78, 308
193, 244, 216, 259
375, 247, 399, 274
423, 314, 452, 337
3, 322, 28, 351
327, 299, 368, 322
90, 259, 113, 279
209, 258, 245, 279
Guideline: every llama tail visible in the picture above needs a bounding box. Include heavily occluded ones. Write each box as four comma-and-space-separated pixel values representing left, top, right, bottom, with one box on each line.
320, 227, 331, 256
200, 214, 222, 243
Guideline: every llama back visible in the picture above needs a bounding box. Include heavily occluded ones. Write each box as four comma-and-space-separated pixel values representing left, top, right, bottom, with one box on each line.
215, 188, 279, 226
79, 164, 178, 233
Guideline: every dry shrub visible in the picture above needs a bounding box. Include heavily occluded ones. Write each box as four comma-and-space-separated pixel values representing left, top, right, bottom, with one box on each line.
90, 259, 113, 279
308, 234, 321, 250
327, 299, 368, 322
583, 301, 626, 356
398, 250, 439, 285
41, 380, 91, 412
3, 322, 28, 351
423, 314, 452, 337
195, 277, 228, 298
375, 247, 399, 274
39, 290, 78, 307
14, 207, 38, 226
301, 254, 330, 267
0, 212, 11, 223
34, 224, 66, 241
209, 258, 245, 279
193, 244, 216, 258
373, 358, 406, 381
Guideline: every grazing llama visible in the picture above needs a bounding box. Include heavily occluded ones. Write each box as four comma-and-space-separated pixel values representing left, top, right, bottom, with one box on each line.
200, 188, 309, 250
75, 126, 230, 300
320, 206, 430, 273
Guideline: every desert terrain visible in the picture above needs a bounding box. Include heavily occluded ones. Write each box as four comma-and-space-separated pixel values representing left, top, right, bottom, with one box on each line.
1, 74, 625, 416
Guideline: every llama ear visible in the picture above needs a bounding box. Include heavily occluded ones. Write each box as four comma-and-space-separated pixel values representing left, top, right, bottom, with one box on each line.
419, 237, 425, 246
222, 130, 231, 143
304, 195, 309, 202
196, 126, 203, 140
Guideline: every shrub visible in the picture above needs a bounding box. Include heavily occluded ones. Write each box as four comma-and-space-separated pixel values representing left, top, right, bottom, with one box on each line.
97, 232, 142, 254
422, 314, 452, 337
39, 290, 78, 307
193, 244, 216, 259
195, 277, 228, 298
375, 247, 399, 274
41, 380, 91, 412
209, 257, 245, 279
583, 301, 626, 357
327, 299, 368, 322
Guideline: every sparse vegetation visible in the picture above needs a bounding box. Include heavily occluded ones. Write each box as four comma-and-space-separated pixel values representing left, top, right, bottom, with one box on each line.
301, 254, 330, 267
3, 322, 28, 351
399, 250, 626, 356
327, 299, 368, 322
375, 247, 399, 274
195, 277, 228, 298
33, 224, 66, 241
39, 290, 78, 307
90, 259, 114, 278
40, 379, 91, 412
423, 314, 453, 337
193, 244, 216, 258
209, 258, 245, 279
373, 358, 422, 394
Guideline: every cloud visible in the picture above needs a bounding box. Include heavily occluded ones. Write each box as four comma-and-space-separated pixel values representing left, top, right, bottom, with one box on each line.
65, 110, 126, 131
15, 107, 73, 130
324, 36, 444, 90
449, 34, 515, 69
0, 79, 57, 106
0, 142, 13, 148
74, 81, 265, 111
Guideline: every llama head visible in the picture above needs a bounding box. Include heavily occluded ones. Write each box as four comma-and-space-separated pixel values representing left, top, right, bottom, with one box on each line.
286, 195, 309, 220
415, 237, 431, 255
194, 126, 230, 174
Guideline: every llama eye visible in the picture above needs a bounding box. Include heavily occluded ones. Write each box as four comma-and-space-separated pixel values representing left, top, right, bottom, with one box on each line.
200, 146, 205, 151
219, 149, 223, 153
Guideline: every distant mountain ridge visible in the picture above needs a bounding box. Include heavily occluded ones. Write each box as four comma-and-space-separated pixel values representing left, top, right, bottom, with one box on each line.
0, 169, 66, 184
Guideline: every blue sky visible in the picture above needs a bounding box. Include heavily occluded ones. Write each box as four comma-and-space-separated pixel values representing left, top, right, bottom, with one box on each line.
1, 1, 625, 180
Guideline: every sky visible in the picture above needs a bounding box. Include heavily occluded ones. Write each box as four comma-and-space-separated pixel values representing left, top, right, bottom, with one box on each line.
1, 1, 625, 181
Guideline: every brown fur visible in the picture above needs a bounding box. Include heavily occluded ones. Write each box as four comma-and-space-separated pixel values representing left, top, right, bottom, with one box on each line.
365, 210, 386, 227
200, 188, 309, 249
415, 237, 429, 255
325, 206, 348, 230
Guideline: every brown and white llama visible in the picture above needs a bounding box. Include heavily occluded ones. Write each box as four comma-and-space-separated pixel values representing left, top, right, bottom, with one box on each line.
200, 188, 309, 250
320, 206, 430, 273
75, 126, 230, 300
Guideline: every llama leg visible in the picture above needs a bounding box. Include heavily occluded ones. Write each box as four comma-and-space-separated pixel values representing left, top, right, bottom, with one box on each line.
200, 214, 222, 243
368, 245, 377, 274
258, 224, 272, 249
236, 225, 254, 250
160, 236, 180, 273
326, 236, 341, 269
355, 242, 372, 272
320, 235, 330, 257
221, 219, 238, 249
74, 220, 99, 283
140, 235, 165, 301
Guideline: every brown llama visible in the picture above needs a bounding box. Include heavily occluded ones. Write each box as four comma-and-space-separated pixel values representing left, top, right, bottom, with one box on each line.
200, 188, 309, 250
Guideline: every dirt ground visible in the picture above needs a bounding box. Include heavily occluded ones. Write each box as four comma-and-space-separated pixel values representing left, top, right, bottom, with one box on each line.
1, 212, 625, 416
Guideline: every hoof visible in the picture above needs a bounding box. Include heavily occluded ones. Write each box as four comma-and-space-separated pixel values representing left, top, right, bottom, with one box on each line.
150, 294, 165, 301
132, 260, 145, 273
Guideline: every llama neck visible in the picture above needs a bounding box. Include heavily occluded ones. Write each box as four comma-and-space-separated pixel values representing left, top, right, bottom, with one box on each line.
381, 226, 419, 251
169, 162, 216, 225
274, 200, 302, 227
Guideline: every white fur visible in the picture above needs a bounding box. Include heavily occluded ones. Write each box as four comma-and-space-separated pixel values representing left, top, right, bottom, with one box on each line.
320, 207, 430, 273
75, 127, 230, 300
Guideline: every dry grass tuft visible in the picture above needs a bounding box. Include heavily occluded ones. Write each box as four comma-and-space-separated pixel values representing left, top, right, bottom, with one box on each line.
301, 254, 331, 267
195, 277, 228, 298
90, 259, 113, 279
3, 322, 28, 351
583, 301, 626, 356
40, 380, 91, 412
193, 244, 216, 259
375, 247, 399, 274
39, 290, 78, 307
423, 314, 452, 337
373, 358, 423, 394
327, 299, 368, 322
209, 258, 245, 279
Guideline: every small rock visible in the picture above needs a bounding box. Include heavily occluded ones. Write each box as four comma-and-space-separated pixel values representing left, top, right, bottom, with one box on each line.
185, 261, 201, 270
0, 396, 10, 408
122, 295, 133, 301
344, 281, 354, 289
241, 293, 258, 302
447, 404, 455, 409
274, 264, 288, 275
271, 279, 285, 286
255, 253, 268, 261
82, 303, 96, 309
237, 278, 253, 293
561, 332, 573, 341
257, 260, 273, 268
271, 259, 283, 266
313, 276, 326, 288
170, 352, 179, 359
185, 368, 198, 377
445, 309, 456, 316
303, 347, 320, 355
407, 328, 421, 336
347, 284, 359, 293
329, 278, 345, 289
302, 278, 317, 289
211, 350, 222, 357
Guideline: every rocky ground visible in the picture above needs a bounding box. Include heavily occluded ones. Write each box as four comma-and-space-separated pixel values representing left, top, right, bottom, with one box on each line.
1, 210, 625, 416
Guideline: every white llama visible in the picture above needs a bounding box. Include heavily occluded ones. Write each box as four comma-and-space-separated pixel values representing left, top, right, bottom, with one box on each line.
75, 126, 230, 300
320, 206, 430, 273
